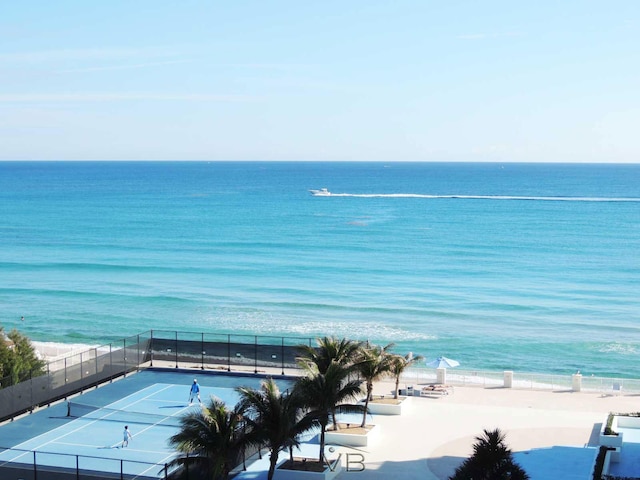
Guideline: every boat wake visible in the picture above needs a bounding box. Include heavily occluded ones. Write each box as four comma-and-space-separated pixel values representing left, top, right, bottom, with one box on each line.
313, 193, 640, 202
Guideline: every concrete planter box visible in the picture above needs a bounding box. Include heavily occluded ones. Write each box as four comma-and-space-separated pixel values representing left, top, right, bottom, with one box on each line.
325, 424, 379, 447
359, 396, 408, 415
599, 416, 623, 448
602, 447, 621, 476
275, 457, 342, 480
617, 415, 640, 428
600, 414, 640, 451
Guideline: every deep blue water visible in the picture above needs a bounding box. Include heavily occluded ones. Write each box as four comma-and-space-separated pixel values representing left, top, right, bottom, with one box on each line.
1, 161, 639, 377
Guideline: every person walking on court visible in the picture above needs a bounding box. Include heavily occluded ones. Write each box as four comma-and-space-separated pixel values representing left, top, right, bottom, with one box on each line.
189, 379, 201, 405
122, 425, 132, 447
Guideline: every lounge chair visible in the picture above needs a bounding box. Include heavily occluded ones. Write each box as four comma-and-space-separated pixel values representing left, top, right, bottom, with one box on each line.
612, 382, 623, 395
419, 384, 453, 397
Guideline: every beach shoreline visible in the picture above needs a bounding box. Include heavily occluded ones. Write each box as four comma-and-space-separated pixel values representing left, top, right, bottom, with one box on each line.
32, 341, 100, 361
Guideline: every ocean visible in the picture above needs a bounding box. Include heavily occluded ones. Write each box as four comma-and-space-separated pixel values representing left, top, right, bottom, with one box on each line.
1, 161, 639, 378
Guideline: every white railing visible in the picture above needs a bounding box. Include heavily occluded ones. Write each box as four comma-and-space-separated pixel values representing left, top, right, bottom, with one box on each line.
401, 367, 640, 395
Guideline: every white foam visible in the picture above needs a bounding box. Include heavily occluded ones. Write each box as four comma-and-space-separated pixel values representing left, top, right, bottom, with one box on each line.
32, 341, 100, 361
321, 193, 640, 202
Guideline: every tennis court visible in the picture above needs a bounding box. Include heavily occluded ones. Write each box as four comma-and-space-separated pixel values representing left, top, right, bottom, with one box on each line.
0, 369, 293, 480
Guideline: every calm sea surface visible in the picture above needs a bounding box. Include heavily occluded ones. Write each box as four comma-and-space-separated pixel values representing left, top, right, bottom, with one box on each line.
1, 161, 639, 377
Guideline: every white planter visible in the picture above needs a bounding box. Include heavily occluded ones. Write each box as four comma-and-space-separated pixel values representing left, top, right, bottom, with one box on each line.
275, 457, 342, 480
359, 396, 407, 415
599, 416, 623, 448
325, 424, 379, 447
617, 415, 640, 428
600, 432, 623, 448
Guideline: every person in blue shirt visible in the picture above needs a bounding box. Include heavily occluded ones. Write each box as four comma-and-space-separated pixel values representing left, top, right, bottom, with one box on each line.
189, 379, 201, 405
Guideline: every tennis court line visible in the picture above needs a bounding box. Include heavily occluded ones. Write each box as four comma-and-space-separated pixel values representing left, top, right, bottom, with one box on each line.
88, 383, 189, 449
1, 383, 185, 467
18, 384, 177, 454
137, 451, 179, 478
56, 441, 170, 455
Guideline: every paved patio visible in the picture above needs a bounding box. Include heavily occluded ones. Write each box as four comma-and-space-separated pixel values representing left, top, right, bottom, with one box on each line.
236, 379, 640, 479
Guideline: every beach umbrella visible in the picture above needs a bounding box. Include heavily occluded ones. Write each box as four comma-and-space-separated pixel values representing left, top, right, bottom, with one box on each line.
426, 356, 460, 369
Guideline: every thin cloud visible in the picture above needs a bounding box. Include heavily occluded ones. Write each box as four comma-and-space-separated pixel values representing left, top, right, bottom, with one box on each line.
216, 63, 318, 70
457, 32, 521, 40
0, 93, 253, 102
0, 47, 182, 63
57, 59, 193, 73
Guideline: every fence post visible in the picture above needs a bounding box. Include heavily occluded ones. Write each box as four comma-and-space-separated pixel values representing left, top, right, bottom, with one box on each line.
123, 338, 127, 377
29, 370, 34, 412
150, 330, 154, 367
76, 454, 79, 479
33, 450, 37, 480
80, 352, 84, 393
47, 362, 51, 407
227, 334, 231, 372
109, 344, 113, 382
175, 331, 179, 368
120, 459, 124, 480
281, 337, 285, 375
137, 334, 140, 370
254, 336, 258, 374
572, 372, 582, 392
201, 332, 205, 370
504, 371, 513, 388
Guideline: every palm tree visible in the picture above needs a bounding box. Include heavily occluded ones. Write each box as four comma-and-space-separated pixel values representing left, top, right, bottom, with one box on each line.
168, 396, 247, 480
389, 352, 424, 399
297, 361, 363, 462
236, 378, 316, 480
297, 336, 362, 374
356, 343, 395, 427
449, 428, 529, 480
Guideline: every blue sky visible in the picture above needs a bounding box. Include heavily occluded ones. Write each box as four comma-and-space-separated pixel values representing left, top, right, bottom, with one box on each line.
1, 1, 638, 162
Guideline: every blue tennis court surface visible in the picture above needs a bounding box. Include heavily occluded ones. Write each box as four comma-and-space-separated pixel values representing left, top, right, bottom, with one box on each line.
0, 369, 294, 480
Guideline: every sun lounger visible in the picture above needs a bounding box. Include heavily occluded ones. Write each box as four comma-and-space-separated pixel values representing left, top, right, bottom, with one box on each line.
419, 384, 453, 397
612, 382, 622, 396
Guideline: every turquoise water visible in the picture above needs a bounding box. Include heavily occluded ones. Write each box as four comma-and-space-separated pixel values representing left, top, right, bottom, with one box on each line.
1, 161, 639, 377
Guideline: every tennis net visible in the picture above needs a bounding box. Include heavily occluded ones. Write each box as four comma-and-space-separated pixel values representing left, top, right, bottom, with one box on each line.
66, 401, 184, 428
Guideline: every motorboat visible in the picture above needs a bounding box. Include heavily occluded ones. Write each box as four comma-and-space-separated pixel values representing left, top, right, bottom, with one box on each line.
309, 188, 331, 196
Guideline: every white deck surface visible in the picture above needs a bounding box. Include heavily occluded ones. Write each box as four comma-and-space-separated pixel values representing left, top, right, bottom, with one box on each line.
235, 379, 640, 479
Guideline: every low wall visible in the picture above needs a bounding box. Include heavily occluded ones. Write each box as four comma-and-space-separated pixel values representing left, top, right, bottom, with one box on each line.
616, 415, 640, 428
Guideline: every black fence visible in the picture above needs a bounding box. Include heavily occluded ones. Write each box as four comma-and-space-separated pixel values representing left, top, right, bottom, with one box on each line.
148, 330, 315, 373
0, 446, 169, 480
0, 333, 152, 424
0, 330, 316, 424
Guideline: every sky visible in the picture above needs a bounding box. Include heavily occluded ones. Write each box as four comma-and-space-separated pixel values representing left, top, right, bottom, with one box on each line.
1, 1, 639, 162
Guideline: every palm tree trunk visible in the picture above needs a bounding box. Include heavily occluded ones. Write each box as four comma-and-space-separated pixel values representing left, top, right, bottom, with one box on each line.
361, 383, 372, 428
319, 424, 326, 463
267, 450, 279, 480
331, 407, 339, 431
394, 376, 400, 399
